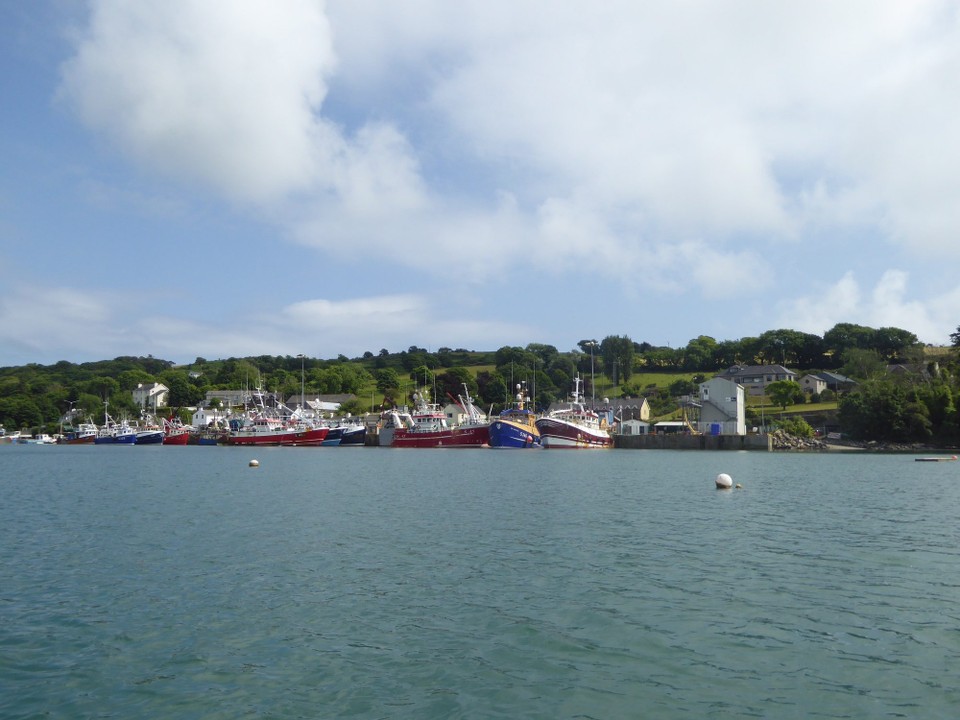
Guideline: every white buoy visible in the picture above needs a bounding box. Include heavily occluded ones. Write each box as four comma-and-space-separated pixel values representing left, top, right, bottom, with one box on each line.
249, 459, 260, 467
715, 472, 733, 489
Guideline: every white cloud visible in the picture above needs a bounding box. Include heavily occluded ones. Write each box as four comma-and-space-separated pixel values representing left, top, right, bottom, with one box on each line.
38, 0, 960, 364
60, 0, 338, 204
775, 270, 959, 345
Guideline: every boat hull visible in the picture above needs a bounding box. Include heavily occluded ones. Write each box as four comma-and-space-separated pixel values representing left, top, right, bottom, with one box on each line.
59, 434, 96, 444
135, 431, 165, 445
227, 426, 329, 446
339, 426, 366, 446
488, 418, 540, 448
535, 417, 612, 449
163, 430, 191, 445
321, 427, 344, 446
392, 425, 489, 448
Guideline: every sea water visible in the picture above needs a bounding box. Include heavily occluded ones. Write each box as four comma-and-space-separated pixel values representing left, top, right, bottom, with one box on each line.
2, 445, 959, 718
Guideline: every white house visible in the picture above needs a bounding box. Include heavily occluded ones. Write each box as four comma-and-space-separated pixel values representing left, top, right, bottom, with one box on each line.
618, 419, 651, 435
132, 382, 168, 410
191, 407, 230, 428
799, 374, 828, 395
697, 377, 746, 435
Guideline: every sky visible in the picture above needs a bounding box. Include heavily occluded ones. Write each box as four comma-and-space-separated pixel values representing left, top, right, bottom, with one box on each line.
2, 1, 960, 367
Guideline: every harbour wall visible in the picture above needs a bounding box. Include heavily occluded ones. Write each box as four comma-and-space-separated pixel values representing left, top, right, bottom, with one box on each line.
614, 433, 772, 451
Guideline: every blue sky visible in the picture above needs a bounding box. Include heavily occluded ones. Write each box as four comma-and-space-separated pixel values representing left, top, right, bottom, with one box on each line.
2, 1, 960, 367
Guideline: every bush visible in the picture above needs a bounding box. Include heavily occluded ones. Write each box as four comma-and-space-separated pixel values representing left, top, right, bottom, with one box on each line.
775, 417, 814, 438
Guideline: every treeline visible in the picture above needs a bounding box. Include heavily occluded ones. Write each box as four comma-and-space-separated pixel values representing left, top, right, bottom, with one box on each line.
1, 322, 957, 443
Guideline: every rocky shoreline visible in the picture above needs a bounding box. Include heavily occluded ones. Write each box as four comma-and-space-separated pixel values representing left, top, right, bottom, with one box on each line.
770, 428, 959, 453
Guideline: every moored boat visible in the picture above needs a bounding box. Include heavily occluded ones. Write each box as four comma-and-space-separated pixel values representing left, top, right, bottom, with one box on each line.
94, 407, 137, 444
535, 374, 612, 449
391, 385, 489, 448
135, 425, 165, 444
338, 421, 367, 446
227, 414, 329, 446
162, 417, 191, 445
59, 422, 98, 444
488, 383, 541, 448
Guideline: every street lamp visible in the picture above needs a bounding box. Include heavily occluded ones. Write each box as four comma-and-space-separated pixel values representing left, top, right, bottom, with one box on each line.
586, 341, 597, 406
297, 354, 305, 412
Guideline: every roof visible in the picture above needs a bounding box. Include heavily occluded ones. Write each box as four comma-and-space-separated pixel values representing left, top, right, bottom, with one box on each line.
717, 364, 795, 377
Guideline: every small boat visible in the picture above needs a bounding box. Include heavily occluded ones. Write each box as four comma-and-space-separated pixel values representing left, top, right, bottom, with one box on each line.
535, 374, 612, 449
488, 383, 541, 448
915, 455, 958, 462
391, 385, 489, 448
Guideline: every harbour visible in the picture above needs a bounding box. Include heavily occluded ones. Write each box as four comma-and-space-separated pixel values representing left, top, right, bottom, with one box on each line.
3, 447, 959, 718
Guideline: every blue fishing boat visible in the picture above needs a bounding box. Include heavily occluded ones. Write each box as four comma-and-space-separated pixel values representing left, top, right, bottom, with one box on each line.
488, 383, 541, 448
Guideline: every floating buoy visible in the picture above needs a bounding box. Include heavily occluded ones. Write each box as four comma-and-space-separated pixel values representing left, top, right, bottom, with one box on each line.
715, 472, 733, 489
735, 483, 743, 489
249, 459, 260, 467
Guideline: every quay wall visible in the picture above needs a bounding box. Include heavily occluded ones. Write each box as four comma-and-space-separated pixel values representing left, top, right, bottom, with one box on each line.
614, 433, 772, 451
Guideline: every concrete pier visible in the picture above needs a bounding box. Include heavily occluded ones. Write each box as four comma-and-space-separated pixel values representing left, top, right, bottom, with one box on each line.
614, 433, 772, 451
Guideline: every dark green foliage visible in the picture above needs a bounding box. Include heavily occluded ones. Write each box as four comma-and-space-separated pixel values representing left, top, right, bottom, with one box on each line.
776, 417, 815, 438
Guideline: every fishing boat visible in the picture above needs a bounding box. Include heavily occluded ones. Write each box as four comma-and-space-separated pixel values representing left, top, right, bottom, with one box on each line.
134, 424, 165, 445
162, 417, 191, 445
535, 374, 612, 449
95, 419, 137, 444
228, 414, 329, 446
488, 383, 541, 448
338, 421, 367, 446
59, 422, 98, 444
321, 418, 367, 446
391, 385, 489, 448
226, 387, 330, 446
376, 407, 415, 447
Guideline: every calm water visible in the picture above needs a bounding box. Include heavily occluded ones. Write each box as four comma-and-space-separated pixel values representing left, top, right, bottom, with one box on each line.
2, 445, 959, 718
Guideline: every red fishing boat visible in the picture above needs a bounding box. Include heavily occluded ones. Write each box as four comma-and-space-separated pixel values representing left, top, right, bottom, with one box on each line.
391, 385, 489, 448
162, 417, 191, 445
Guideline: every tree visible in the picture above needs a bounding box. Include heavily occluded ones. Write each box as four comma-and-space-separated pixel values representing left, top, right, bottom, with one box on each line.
950, 326, 960, 348
840, 348, 885, 380
681, 336, 718, 372
409, 365, 434, 388
599, 335, 635, 382
375, 368, 400, 393
873, 327, 920, 361
767, 380, 803, 410
436, 367, 476, 401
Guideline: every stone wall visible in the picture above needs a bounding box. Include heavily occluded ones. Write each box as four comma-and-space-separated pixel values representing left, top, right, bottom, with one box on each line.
614, 433, 771, 451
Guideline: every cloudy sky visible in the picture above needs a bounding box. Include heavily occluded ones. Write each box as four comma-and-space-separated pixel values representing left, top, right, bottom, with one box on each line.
2, 1, 959, 366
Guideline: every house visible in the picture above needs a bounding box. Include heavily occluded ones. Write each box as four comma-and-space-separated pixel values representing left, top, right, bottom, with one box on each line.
192, 406, 230, 429
715, 364, 797, 396
615, 398, 651, 422
799, 371, 857, 395
799, 374, 827, 395
205, 389, 260, 409
618, 419, 651, 435
132, 382, 168, 410
697, 377, 746, 435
